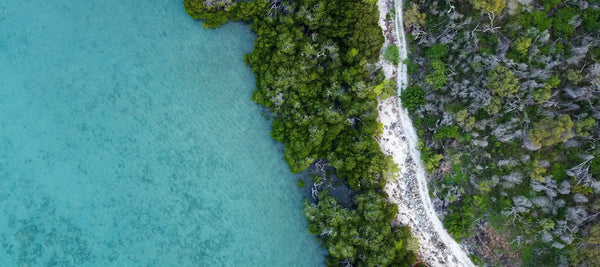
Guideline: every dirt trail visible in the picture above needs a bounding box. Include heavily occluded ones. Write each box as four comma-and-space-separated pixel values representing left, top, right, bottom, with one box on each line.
376, 0, 475, 265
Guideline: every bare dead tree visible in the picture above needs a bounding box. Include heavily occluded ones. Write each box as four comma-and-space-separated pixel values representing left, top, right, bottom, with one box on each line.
482, 12, 501, 33
267, 0, 284, 17
445, 1, 456, 15
503, 206, 523, 223
314, 159, 328, 175
567, 155, 594, 186
311, 180, 323, 199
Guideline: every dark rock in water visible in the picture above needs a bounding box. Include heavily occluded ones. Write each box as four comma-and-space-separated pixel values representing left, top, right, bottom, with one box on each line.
302, 160, 355, 207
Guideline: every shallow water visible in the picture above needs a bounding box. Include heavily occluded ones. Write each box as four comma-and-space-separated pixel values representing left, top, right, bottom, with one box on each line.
0, 0, 323, 265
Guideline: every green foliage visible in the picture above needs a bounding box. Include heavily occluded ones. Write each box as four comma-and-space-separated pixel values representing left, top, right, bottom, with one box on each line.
547, 74, 561, 88
575, 117, 597, 137
404, 4, 426, 30
305, 192, 417, 266
425, 43, 448, 60
542, 0, 561, 11
242, 0, 389, 185
572, 222, 600, 266
376, 79, 398, 99
445, 195, 476, 239
527, 11, 552, 32
477, 33, 498, 54
486, 65, 519, 97
456, 109, 476, 131
530, 160, 547, 182
552, 7, 578, 39
533, 86, 552, 103
384, 45, 400, 65
405, 57, 419, 74
184, 0, 231, 28
582, 8, 600, 32
434, 125, 459, 140
566, 69, 583, 85
424, 59, 447, 90
297, 179, 306, 188
422, 149, 443, 173
550, 162, 568, 182
591, 152, 600, 178
533, 74, 559, 103
469, 0, 506, 14
400, 85, 425, 111
485, 96, 502, 115
528, 115, 574, 148
509, 37, 532, 61
593, 47, 600, 62
422, 114, 439, 129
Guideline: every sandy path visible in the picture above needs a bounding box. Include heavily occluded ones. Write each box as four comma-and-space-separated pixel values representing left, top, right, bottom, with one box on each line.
376, 0, 475, 266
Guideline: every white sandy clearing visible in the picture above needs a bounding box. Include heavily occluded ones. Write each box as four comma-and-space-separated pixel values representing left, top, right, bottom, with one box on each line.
376, 0, 475, 266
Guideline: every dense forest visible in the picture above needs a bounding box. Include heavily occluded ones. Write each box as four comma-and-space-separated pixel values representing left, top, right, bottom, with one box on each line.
184, 0, 418, 266
402, 0, 600, 265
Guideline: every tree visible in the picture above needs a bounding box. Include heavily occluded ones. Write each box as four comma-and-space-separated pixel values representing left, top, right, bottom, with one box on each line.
534, 75, 560, 103
533, 86, 552, 104
486, 65, 520, 97
530, 160, 548, 182
485, 96, 502, 115
425, 44, 448, 60
575, 117, 597, 137
573, 222, 600, 266
566, 69, 583, 85
404, 4, 426, 32
527, 11, 552, 32
304, 192, 417, 266
444, 195, 476, 239
456, 109, 476, 131
184, 0, 232, 28
400, 85, 425, 111
469, 0, 506, 14
582, 8, 600, 32
528, 115, 574, 148
542, 0, 561, 11
434, 125, 459, 140
425, 60, 447, 90
512, 37, 532, 60
552, 7, 578, 39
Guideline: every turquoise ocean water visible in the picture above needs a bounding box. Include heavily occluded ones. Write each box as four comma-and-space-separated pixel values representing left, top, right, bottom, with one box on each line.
0, 0, 324, 265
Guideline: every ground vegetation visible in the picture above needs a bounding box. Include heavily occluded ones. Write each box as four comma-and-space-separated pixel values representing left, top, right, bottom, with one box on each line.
403, 0, 600, 264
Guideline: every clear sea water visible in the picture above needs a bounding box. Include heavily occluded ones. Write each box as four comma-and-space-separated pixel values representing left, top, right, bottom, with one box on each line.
0, 0, 324, 265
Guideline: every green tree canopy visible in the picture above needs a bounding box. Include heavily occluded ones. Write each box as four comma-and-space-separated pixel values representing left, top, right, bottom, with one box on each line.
469, 0, 506, 14
400, 85, 425, 111
486, 65, 520, 97
304, 192, 418, 266
528, 115, 574, 148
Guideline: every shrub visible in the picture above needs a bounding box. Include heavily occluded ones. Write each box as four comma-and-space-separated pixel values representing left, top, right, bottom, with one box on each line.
400, 85, 425, 111
384, 45, 400, 65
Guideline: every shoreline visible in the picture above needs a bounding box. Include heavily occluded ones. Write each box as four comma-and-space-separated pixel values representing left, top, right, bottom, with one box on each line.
375, 0, 475, 266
